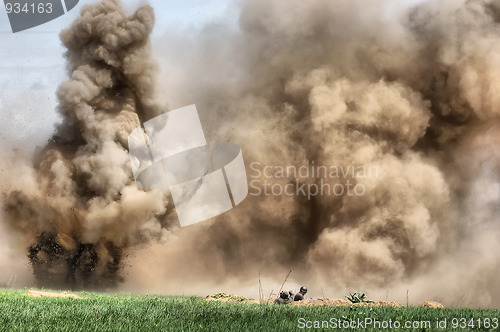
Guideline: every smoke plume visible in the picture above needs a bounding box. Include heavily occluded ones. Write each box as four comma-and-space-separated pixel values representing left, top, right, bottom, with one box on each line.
1, 0, 500, 307
2, 0, 171, 289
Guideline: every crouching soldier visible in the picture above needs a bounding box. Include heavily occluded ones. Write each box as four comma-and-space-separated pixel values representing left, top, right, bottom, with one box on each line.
294, 286, 307, 301
274, 291, 293, 304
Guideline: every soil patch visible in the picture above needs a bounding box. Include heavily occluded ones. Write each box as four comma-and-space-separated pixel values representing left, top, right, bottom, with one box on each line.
26, 290, 83, 299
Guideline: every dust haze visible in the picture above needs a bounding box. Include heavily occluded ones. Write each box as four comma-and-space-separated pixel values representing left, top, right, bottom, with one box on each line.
1, 0, 500, 307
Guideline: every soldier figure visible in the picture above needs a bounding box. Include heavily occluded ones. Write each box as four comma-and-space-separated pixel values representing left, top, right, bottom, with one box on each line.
274, 290, 293, 304
294, 286, 308, 301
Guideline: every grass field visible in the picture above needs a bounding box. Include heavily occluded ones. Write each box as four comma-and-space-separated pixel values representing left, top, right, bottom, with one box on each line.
0, 290, 499, 331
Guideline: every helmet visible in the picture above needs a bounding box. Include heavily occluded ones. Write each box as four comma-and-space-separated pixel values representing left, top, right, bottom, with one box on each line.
280, 291, 289, 299
300, 286, 307, 293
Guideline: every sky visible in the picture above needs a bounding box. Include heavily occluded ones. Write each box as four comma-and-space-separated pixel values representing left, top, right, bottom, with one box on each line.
0, 0, 235, 150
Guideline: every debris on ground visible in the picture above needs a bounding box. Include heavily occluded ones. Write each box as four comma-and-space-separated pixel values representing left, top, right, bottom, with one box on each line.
205, 293, 258, 304
292, 298, 402, 307
422, 301, 444, 309
206, 294, 405, 307
26, 290, 83, 299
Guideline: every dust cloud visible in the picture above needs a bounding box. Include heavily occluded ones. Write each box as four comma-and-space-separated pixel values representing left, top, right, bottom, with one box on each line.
2, 0, 172, 289
1, 0, 499, 307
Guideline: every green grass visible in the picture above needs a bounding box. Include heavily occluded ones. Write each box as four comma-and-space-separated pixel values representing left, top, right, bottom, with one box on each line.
0, 289, 499, 331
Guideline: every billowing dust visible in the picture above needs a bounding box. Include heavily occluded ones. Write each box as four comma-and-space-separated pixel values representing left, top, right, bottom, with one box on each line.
1, 0, 499, 307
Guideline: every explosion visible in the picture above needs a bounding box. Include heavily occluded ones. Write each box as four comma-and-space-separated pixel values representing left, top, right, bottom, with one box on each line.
1, 0, 499, 307
2, 0, 169, 289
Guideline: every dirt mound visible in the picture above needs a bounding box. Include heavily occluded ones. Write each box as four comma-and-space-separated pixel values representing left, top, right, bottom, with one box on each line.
292, 298, 402, 307
207, 294, 444, 308
422, 301, 444, 309
206, 294, 402, 307
205, 293, 258, 304
26, 290, 83, 299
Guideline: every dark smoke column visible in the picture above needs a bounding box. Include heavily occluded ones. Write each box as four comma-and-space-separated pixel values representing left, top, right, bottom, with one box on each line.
3, 0, 167, 290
